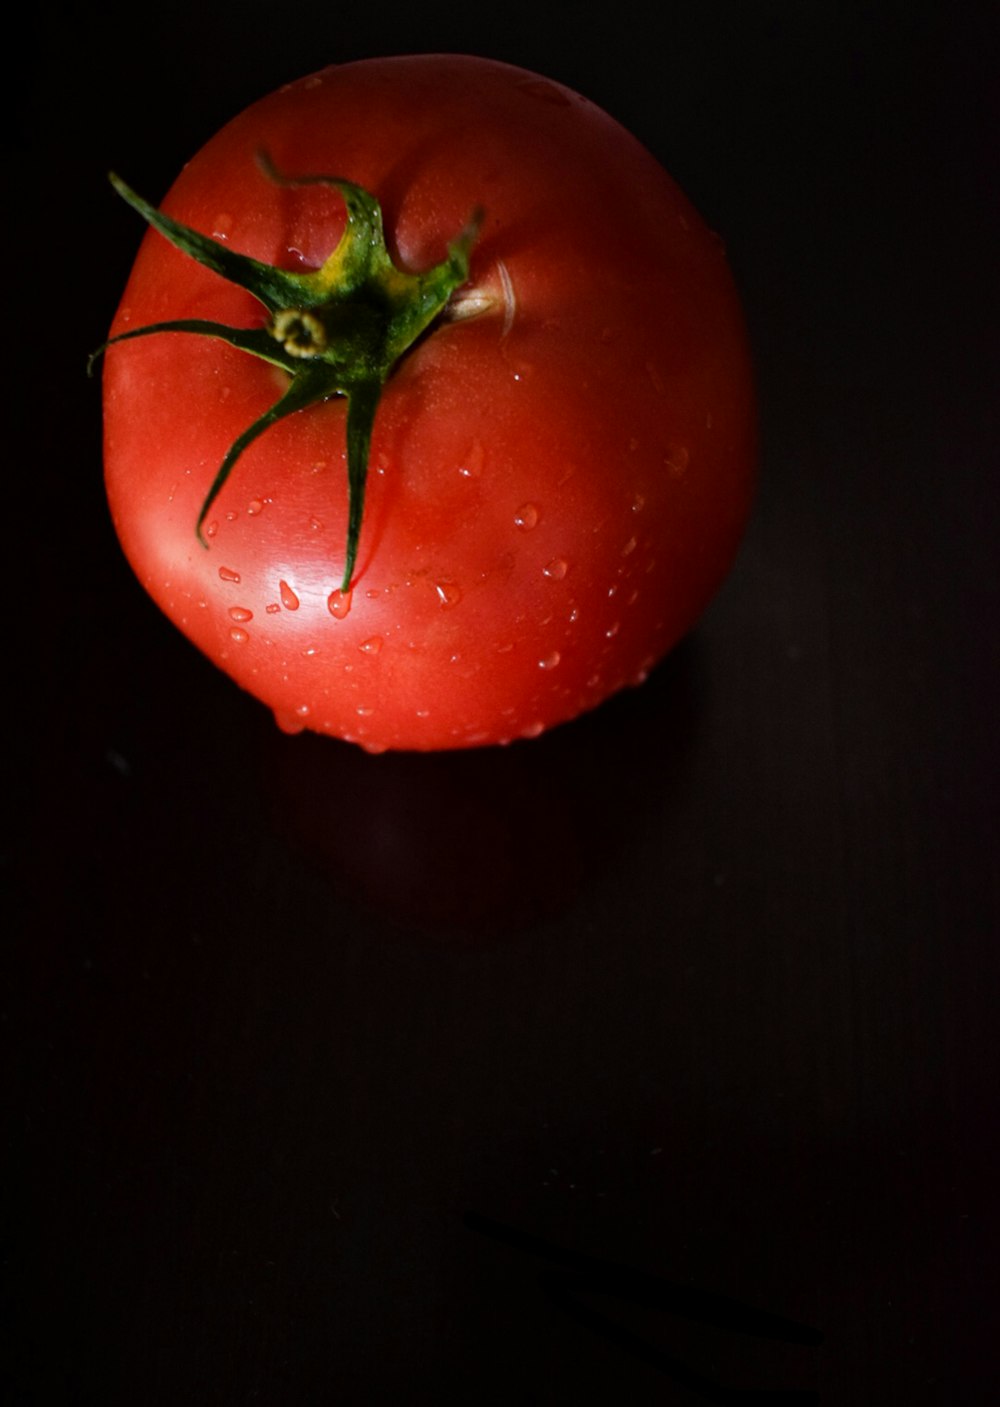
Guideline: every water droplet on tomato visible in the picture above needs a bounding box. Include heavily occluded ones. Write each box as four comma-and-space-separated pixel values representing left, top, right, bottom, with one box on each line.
225, 510, 238, 522
514, 503, 539, 530
295, 704, 311, 718
274, 710, 304, 735
327, 588, 352, 619
228, 606, 253, 622
665, 444, 689, 476
538, 651, 561, 670
266, 603, 280, 615
229, 627, 249, 644
219, 566, 241, 583
356, 705, 374, 717
205, 521, 219, 538
459, 440, 485, 478
631, 493, 645, 513
359, 636, 383, 655
435, 580, 462, 608
247, 498, 264, 516
310, 517, 324, 532
279, 580, 300, 611
213, 212, 233, 239
522, 721, 545, 739
606, 622, 620, 639
622, 536, 637, 556
543, 558, 568, 580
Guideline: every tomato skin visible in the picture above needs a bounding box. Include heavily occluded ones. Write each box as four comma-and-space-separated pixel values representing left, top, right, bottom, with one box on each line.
103, 55, 755, 751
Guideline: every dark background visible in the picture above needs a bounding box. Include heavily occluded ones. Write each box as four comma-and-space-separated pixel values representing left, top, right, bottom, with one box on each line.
6, 2, 997, 1402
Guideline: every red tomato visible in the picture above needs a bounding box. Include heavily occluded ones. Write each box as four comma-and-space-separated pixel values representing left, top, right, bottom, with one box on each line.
101, 55, 755, 752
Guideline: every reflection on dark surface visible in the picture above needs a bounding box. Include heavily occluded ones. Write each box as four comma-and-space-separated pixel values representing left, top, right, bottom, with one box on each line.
262, 635, 704, 942
467, 1212, 822, 1404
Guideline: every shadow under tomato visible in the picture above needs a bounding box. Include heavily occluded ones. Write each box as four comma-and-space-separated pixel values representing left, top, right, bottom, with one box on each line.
261, 634, 705, 945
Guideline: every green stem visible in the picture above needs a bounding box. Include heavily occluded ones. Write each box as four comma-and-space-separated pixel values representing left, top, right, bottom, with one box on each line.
194, 361, 341, 546
343, 379, 383, 591
95, 159, 481, 588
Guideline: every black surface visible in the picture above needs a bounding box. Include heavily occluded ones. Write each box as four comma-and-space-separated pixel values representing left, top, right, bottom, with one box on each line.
7, 3, 997, 1402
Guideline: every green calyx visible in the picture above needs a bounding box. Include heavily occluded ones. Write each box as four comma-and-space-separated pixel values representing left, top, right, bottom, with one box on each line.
93, 154, 482, 590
